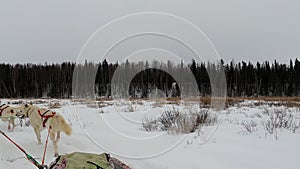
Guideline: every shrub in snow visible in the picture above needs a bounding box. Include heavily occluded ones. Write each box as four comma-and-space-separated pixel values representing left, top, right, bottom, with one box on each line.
142, 108, 218, 134
142, 118, 159, 131
241, 120, 258, 134
263, 108, 300, 140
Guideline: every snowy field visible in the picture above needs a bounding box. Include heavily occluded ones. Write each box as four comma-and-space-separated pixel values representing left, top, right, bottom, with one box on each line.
0, 99, 299, 169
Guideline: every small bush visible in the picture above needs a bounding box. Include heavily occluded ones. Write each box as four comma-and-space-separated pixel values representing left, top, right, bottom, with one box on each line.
263, 108, 299, 140
125, 102, 135, 112
159, 109, 180, 130
142, 118, 159, 131
241, 120, 257, 134
142, 108, 218, 134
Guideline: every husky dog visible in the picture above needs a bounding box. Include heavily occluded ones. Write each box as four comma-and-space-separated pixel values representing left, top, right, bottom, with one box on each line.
0, 104, 22, 131
17, 104, 72, 157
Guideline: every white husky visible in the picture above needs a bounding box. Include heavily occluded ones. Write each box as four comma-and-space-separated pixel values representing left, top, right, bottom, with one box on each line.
0, 104, 22, 131
17, 104, 72, 157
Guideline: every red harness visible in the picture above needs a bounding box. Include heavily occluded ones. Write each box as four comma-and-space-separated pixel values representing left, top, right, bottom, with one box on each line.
0, 105, 9, 117
38, 109, 56, 127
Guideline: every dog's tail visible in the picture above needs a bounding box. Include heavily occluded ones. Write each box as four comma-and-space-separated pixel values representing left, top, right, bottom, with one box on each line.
58, 115, 72, 136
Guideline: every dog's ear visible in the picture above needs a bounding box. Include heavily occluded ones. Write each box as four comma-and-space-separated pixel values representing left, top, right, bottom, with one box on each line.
25, 104, 28, 107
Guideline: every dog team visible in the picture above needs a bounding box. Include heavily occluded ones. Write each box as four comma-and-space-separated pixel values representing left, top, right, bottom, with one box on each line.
0, 103, 72, 157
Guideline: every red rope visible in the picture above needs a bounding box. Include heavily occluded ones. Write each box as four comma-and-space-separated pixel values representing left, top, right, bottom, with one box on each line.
42, 126, 52, 166
0, 130, 45, 169
0, 130, 27, 155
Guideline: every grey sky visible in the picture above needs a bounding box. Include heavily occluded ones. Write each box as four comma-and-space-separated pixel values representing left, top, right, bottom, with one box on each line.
0, 0, 299, 64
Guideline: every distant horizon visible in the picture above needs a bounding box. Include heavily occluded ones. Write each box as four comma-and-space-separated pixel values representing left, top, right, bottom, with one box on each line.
1, 57, 299, 65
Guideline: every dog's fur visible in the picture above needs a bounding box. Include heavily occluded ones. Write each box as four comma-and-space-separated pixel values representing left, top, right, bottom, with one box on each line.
0, 104, 22, 131
17, 104, 72, 157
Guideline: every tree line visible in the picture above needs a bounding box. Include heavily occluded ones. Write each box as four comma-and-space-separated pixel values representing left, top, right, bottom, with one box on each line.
0, 59, 299, 98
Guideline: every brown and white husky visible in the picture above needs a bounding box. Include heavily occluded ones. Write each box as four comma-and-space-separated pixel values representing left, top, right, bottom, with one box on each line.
17, 104, 72, 157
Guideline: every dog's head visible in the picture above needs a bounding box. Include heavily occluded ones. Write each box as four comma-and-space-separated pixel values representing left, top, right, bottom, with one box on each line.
15, 104, 32, 118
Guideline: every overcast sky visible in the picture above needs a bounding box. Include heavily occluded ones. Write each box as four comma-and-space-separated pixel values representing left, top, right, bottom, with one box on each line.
0, 0, 299, 64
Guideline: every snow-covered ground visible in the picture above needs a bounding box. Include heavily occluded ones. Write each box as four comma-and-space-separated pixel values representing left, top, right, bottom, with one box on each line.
0, 99, 299, 169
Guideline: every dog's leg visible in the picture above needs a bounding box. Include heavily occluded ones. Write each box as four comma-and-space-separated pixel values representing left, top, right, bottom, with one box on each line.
8, 119, 13, 131
56, 131, 61, 143
34, 127, 42, 144
11, 120, 15, 132
10, 117, 16, 132
8, 120, 11, 131
8, 110, 15, 131
50, 131, 58, 157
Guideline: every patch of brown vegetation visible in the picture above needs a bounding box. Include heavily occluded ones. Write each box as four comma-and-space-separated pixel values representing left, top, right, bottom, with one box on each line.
196, 96, 300, 108
198, 97, 243, 108
96, 97, 113, 101
166, 97, 181, 102
226, 96, 300, 102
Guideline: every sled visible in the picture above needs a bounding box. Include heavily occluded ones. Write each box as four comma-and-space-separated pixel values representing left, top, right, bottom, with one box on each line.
49, 152, 132, 169
1, 130, 132, 169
